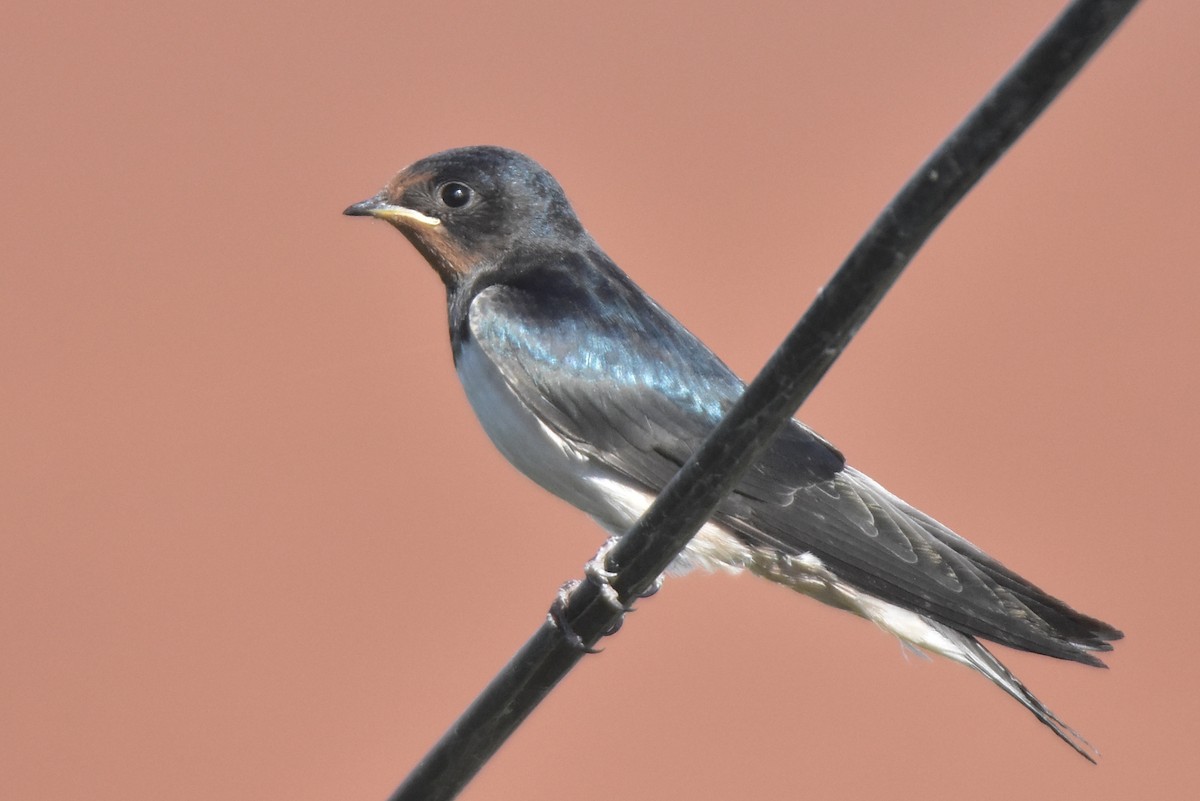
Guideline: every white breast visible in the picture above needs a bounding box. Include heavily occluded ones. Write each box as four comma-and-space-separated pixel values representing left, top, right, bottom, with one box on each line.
456, 339, 605, 515
454, 338, 752, 575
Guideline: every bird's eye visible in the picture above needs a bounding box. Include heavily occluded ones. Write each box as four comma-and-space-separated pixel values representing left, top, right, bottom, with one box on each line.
438, 182, 473, 209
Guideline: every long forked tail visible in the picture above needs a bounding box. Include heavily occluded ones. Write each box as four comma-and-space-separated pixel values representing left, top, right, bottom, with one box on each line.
931, 621, 1100, 762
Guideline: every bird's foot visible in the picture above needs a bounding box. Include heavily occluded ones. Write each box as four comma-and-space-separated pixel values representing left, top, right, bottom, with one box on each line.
547, 537, 666, 652
547, 579, 603, 653
583, 536, 626, 612
584, 534, 665, 607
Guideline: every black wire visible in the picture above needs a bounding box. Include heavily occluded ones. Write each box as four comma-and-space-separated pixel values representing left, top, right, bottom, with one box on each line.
385, 2, 1139, 799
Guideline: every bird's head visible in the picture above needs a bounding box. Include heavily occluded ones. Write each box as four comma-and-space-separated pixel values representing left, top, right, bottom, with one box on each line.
344, 146, 585, 286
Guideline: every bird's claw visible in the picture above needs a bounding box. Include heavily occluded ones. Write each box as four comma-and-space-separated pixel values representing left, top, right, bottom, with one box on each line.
639, 573, 664, 599
584, 536, 626, 612
547, 579, 603, 653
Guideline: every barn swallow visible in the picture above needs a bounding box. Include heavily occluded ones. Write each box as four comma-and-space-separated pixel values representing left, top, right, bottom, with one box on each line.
344, 146, 1121, 760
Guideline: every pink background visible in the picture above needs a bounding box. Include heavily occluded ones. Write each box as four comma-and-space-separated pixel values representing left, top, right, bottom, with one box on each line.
3, 2, 1195, 799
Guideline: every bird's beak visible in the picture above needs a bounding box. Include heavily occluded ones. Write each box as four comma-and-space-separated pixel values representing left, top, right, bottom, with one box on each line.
343, 195, 441, 227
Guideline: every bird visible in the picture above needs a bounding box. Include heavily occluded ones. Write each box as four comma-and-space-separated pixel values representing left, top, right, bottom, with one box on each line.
344, 145, 1122, 761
